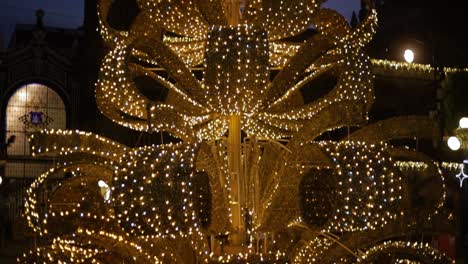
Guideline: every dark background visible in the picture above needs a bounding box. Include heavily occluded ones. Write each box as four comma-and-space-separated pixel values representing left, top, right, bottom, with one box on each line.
0, 0, 360, 47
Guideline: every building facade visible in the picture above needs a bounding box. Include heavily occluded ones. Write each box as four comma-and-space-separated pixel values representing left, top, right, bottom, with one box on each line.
0, 13, 82, 260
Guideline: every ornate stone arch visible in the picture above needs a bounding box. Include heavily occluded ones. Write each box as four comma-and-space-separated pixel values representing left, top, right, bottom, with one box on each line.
2, 80, 68, 178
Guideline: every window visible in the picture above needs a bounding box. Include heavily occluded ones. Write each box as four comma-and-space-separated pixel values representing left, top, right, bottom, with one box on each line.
5, 83, 66, 177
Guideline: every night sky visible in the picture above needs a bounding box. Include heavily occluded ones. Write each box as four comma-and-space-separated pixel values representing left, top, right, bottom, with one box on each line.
0, 0, 360, 47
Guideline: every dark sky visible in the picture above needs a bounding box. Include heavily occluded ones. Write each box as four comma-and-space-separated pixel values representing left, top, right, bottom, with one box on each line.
0, 0, 360, 48
322, 0, 360, 20
0, 0, 84, 47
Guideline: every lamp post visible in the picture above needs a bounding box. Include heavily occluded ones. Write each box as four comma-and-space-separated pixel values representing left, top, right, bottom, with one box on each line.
447, 117, 468, 156
446, 117, 468, 264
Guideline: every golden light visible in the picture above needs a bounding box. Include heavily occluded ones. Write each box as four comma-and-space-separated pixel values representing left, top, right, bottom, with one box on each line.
98, 180, 111, 201
404, 49, 414, 63
97, 179, 107, 188
447, 136, 461, 151
17, 1, 456, 263
459, 117, 468, 128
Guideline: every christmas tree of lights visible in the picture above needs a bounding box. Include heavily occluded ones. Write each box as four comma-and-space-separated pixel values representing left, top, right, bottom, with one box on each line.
20, 0, 454, 263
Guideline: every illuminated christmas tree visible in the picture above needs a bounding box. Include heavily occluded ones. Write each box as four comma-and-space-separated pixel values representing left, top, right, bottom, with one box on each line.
20, 0, 454, 263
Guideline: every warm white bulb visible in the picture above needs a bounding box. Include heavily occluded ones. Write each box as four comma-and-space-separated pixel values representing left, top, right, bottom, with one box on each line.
98, 180, 111, 201
98, 180, 108, 188
0, 176, 2, 185
459, 117, 468, 128
448, 136, 461, 151
404, 49, 414, 63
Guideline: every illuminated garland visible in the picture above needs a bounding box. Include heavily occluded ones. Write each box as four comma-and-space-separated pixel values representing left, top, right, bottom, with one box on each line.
293, 235, 334, 263
356, 241, 454, 264
318, 141, 403, 232
112, 142, 199, 237
371, 59, 468, 74
396, 161, 461, 171
93, 0, 377, 141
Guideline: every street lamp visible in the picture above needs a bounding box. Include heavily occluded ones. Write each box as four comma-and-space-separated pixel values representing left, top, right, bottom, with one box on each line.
448, 136, 462, 151
450, 122, 468, 264
459, 117, 468, 129
447, 117, 468, 151
447, 117, 468, 188
404, 49, 415, 63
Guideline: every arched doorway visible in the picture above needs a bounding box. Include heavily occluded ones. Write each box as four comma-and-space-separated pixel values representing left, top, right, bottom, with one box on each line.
3, 83, 66, 218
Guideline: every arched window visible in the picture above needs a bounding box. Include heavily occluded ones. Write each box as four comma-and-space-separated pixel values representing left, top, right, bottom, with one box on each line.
5, 83, 66, 177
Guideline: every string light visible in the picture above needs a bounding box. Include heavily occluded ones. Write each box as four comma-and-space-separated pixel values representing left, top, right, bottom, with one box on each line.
356, 241, 454, 264
19, 0, 456, 263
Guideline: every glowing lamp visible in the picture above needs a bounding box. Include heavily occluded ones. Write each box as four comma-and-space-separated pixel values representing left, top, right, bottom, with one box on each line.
447, 136, 461, 151
98, 180, 107, 188
404, 49, 414, 63
98, 180, 111, 201
459, 117, 468, 128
